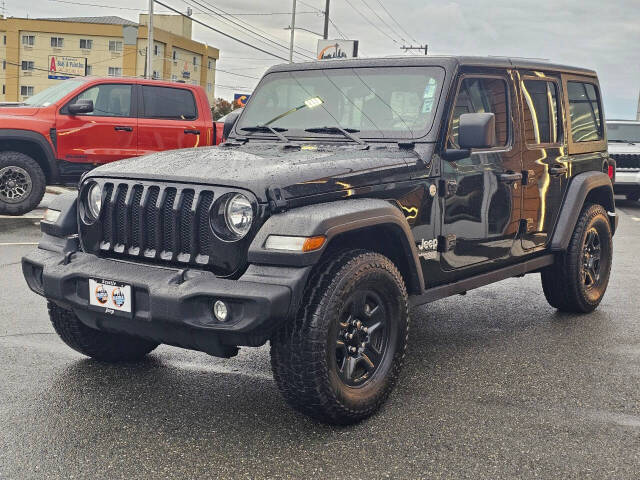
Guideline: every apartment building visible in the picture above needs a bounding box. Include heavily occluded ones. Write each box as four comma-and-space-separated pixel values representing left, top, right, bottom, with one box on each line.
0, 14, 219, 104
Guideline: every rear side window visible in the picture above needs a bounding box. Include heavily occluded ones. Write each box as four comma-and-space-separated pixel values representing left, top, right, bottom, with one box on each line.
141, 86, 197, 120
448, 77, 509, 148
567, 81, 602, 143
522, 80, 561, 145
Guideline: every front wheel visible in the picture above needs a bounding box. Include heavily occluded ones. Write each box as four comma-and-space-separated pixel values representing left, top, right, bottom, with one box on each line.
541, 203, 613, 313
0, 151, 46, 215
270, 250, 409, 424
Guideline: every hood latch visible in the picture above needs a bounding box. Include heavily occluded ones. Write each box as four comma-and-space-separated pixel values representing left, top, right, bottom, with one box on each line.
267, 185, 288, 213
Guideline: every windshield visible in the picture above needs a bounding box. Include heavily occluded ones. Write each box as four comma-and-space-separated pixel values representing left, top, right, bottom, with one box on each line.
607, 122, 640, 143
237, 66, 445, 140
23, 79, 86, 107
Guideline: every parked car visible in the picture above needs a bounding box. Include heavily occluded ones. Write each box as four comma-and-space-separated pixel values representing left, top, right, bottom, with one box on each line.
23, 56, 617, 424
0, 77, 215, 215
606, 119, 640, 201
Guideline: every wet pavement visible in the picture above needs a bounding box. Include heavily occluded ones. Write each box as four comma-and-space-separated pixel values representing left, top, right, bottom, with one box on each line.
1, 198, 639, 479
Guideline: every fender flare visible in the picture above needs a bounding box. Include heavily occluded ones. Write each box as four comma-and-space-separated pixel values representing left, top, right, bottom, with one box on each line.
0, 129, 60, 183
248, 198, 425, 293
550, 171, 615, 251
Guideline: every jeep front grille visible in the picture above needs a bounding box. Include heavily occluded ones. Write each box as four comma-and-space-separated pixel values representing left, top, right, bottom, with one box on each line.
610, 153, 640, 171
90, 181, 222, 269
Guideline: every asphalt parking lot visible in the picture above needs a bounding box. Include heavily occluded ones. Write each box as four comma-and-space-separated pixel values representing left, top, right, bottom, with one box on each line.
1, 197, 639, 479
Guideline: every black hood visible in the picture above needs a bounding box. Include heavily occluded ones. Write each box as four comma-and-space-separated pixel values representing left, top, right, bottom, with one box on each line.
87, 143, 430, 202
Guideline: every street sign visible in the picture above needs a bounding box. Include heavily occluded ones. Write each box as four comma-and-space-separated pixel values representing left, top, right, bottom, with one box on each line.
48, 55, 87, 80
234, 94, 251, 108
316, 40, 359, 60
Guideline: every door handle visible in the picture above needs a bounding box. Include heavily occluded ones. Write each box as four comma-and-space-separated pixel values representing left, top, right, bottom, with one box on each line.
549, 165, 568, 176
114, 126, 133, 132
498, 172, 523, 183
184, 129, 200, 135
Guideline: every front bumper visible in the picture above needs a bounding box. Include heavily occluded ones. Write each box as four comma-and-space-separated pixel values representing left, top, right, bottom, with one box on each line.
22, 246, 309, 357
614, 170, 640, 193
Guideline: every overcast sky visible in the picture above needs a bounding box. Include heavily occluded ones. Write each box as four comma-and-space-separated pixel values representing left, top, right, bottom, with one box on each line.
18, 0, 640, 118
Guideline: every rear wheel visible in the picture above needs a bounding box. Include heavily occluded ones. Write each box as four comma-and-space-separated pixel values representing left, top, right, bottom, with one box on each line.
48, 302, 159, 362
541, 203, 612, 313
270, 250, 409, 424
0, 151, 46, 215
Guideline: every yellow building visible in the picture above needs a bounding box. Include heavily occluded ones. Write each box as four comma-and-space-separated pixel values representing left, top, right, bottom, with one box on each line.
0, 14, 219, 104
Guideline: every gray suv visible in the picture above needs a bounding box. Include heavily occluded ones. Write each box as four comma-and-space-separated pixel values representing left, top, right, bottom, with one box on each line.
607, 120, 640, 201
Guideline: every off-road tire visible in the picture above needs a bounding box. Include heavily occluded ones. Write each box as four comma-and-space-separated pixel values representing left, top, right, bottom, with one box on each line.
270, 250, 409, 424
48, 302, 158, 362
541, 203, 612, 313
626, 191, 640, 202
0, 151, 46, 215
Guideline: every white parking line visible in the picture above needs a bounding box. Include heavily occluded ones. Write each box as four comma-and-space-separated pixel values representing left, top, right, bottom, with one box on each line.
0, 215, 42, 219
0, 242, 38, 246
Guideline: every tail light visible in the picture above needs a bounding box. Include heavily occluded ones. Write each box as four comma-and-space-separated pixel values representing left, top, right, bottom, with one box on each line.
607, 164, 615, 181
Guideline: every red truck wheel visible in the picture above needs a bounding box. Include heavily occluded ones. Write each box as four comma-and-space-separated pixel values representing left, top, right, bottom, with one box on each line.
0, 151, 46, 216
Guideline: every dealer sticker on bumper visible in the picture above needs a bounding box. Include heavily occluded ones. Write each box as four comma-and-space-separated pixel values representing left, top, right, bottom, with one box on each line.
88, 278, 132, 313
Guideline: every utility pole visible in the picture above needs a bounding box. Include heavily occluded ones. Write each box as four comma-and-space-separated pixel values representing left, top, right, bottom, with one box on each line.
401, 44, 428, 55
289, 0, 296, 63
323, 0, 330, 39
146, 0, 154, 79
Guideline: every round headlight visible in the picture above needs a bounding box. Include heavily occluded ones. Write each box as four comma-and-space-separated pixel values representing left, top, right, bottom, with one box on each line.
224, 193, 253, 238
86, 182, 102, 220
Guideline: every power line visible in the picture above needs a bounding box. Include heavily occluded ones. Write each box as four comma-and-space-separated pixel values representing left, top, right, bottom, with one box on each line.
342, 0, 399, 45
153, 0, 289, 61
358, 0, 407, 44
372, 0, 419, 44
186, 0, 315, 59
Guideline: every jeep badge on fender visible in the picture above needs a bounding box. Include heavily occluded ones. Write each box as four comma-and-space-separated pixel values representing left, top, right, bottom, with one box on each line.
22, 56, 617, 424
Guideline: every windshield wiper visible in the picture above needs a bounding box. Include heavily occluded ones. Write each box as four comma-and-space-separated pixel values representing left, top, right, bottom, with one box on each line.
240, 125, 290, 143
305, 126, 366, 145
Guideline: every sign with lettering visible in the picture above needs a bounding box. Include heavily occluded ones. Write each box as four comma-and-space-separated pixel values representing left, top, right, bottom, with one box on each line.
317, 40, 359, 60
48, 55, 87, 80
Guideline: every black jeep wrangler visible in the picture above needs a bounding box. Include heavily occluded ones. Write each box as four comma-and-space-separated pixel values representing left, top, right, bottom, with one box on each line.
22, 56, 618, 424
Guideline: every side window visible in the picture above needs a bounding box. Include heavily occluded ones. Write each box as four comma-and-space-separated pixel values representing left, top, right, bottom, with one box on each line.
141, 86, 197, 120
448, 77, 509, 148
522, 80, 561, 145
71, 84, 132, 117
567, 81, 602, 143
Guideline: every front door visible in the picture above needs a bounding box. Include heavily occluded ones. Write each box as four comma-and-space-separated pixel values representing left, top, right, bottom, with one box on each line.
440, 74, 523, 271
56, 83, 137, 171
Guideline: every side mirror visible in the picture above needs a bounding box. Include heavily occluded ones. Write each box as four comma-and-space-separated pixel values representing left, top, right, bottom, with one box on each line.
458, 112, 496, 149
68, 100, 94, 115
223, 109, 242, 140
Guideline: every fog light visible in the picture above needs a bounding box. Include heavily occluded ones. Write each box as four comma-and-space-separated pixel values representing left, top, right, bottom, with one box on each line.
213, 300, 229, 322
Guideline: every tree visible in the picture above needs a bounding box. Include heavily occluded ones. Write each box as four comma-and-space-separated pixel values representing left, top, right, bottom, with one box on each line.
211, 97, 233, 121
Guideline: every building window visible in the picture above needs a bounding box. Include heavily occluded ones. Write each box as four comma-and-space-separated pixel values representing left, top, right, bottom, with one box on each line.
2, 61, 5, 70
51, 37, 64, 48
207, 83, 212, 92
172, 50, 177, 61
22, 35, 35, 46
152, 70, 160, 80
80, 38, 93, 49
154, 45, 159, 56
86, 65, 93, 76
108, 67, 122, 77
2, 85, 5, 95
21, 86, 35, 97
3, 35, 6, 45
171, 74, 177, 82
109, 40, 123, 53
208, 59, 213, 70
21, 61, 35, 71
193, 56, 198, 66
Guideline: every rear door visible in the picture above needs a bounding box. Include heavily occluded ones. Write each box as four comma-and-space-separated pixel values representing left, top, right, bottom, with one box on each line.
439, 73, 523, 271
137, 84, 201, 155
56, 82, 137, 167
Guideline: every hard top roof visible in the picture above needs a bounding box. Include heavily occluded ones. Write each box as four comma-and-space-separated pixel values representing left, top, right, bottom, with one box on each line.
266, 55, 597, 77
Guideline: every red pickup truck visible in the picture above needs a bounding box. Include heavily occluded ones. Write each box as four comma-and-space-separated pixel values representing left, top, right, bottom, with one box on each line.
0, 77, 217, 215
